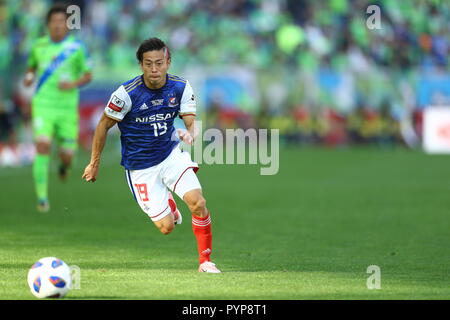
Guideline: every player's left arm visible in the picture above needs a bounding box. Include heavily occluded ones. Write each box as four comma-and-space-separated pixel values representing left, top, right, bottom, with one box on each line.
178, 80, 197, 145
23, 43, 37, 87
179, 115, 196, 145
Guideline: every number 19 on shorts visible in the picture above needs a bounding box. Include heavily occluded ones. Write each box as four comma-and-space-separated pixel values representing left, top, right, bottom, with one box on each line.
134, 183, 149, 202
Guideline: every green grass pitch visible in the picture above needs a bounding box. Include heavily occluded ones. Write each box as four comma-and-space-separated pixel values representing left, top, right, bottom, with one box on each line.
0, 145, 449, 299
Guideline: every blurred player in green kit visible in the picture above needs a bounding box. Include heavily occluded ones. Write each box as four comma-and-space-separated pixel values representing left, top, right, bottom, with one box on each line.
23, 4, 92, 212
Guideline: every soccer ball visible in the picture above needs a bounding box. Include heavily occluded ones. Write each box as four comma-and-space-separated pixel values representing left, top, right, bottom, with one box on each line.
27, 257, 72, 298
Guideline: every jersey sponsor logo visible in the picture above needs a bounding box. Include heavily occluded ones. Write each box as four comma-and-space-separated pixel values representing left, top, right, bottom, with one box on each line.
135, 111, 177, 123
108, 95, 125, 112
139, 103, 149, 110
151, 99, 164, 106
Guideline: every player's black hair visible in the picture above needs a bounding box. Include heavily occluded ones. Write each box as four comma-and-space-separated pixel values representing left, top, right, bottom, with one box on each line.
136, 38, 171, 63
46, 3, 69, 24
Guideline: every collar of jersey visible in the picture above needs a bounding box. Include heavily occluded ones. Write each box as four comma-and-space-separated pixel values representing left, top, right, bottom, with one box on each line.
142, 74, 172, 91
48, 33, 71, 44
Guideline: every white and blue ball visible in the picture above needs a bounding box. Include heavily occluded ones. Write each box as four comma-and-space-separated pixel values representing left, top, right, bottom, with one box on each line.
27, 257, 72, 298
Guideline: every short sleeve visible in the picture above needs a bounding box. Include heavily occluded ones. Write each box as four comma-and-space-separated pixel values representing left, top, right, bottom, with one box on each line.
179, 80, 196, 118
104, 85, 132, 121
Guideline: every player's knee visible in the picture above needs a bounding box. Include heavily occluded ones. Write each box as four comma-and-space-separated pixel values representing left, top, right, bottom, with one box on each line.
59, 151, 73, 166
36, 141, 51, 154
159, 224, 174, 235
153, 212, 175, 235
188, 196, 206, 215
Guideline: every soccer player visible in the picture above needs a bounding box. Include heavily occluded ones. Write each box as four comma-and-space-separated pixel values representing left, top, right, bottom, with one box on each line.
82, 38, 221, 273
24, 4, 92, 212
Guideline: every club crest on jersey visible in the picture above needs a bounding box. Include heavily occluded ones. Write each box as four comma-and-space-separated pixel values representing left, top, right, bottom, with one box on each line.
168, 97, 178, 107
108, 95, 125, 112
151, 99, 164, 106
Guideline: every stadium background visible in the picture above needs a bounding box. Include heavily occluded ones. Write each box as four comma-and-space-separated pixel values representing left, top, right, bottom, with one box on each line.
1, 0, 450, 164
0, 0, 449, 300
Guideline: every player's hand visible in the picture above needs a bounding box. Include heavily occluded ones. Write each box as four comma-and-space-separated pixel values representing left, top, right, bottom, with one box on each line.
177, 129, 193, 145
23, 72, 34, 87
23, 78, 34, 87
59, 81, 76, 90
82, 163, 98, 182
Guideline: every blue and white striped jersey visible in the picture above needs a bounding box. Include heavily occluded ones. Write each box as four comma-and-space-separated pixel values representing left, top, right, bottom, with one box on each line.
104, 74, 196, 170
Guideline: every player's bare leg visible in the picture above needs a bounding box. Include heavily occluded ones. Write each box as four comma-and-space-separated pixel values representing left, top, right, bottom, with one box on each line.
153, 213, 175, 235
34, 139, 51, 212
183, 189, 221, 273
184, 188, 208, 217
58, 148, 74, 182
152, 192, 182, 234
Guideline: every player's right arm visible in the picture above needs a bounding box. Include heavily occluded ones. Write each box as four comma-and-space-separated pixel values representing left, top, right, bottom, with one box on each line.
23, 42, 37, 87
82, 114, 117, 182
82, 85, 132, 182
177, 80, 197, 145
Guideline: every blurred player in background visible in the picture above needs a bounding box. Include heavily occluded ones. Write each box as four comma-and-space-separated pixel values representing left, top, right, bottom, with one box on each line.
82, 38, 220, 273
24, 4, 92, 212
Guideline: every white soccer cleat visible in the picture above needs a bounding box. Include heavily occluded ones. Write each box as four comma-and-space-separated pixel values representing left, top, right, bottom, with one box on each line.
37, 199, 50, 213
198, 261, 221, 273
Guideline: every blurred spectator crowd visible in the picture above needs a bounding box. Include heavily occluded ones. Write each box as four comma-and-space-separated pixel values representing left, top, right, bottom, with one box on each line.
1, 0, 450, 165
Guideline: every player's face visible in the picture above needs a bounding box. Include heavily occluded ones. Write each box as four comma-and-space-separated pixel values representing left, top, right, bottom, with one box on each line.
47, 13, 68, 42
140, 50, 171, 89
